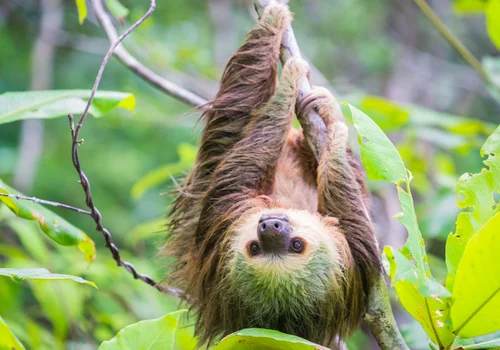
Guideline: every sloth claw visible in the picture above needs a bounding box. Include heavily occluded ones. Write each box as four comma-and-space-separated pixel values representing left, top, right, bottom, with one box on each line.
297, 86, 338, 126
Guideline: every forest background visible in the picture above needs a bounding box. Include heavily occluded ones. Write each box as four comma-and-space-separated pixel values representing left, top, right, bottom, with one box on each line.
0, 0, 499, 349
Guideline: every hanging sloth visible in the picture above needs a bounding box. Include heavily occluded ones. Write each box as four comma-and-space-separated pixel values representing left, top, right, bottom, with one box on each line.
162, 2, 380, 347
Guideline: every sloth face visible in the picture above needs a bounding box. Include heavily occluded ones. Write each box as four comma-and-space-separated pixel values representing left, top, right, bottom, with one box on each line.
232, 208, 344, 271
227, 209, 348, 324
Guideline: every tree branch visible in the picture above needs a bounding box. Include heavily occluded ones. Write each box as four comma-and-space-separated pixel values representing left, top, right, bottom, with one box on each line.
364, 276, 409, 350
0, 193, 91, 216
68, 0, 183, 298
91, 0, 207, 108
412, 0, 491, 85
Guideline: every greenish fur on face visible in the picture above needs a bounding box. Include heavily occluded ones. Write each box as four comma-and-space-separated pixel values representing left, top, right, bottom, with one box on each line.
224, 248, 345, 340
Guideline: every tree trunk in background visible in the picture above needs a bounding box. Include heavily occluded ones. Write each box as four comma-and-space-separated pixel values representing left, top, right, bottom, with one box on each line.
14, 0, 62, 192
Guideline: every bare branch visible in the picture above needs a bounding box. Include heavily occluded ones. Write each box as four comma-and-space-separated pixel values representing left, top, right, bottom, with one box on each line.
91, 0, 207, 108
364, 276, 409, 350
67, 1, 184, 298
0, 193, 91, 216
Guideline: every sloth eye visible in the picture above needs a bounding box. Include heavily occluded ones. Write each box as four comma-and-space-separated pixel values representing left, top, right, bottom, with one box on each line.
249, 241, 261, 256
290, 238, 304, 253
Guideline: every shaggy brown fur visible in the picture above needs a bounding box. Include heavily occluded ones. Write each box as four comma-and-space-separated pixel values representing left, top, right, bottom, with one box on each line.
163, 3, 380, 348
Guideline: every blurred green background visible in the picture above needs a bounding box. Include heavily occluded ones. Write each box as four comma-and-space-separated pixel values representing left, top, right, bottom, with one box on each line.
0, 0, 499, 349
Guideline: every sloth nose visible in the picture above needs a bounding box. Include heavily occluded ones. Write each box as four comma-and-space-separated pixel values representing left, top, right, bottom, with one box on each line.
258, 215, 291, 253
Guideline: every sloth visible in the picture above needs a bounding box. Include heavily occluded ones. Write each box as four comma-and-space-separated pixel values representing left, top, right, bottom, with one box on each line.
163, 2, 380, 347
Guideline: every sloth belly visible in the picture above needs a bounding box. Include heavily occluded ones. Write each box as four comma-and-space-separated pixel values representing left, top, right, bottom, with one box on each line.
272, 128, 318, 212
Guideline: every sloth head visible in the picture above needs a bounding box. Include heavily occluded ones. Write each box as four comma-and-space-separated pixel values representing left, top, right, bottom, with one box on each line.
223, 208, 353, 343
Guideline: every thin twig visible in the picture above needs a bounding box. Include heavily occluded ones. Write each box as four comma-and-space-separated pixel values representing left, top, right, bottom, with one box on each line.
91, 0, 207, 108
74, 1, 154, 139
67, 1, 183, 298
412, 0, 491, 85
0, 193, 91, 215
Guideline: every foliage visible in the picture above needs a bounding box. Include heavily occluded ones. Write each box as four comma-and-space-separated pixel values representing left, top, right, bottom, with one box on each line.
75, 0, 87, 24
0, 268, 97, 288
99, 310, 197, 350
345, 102, 500, 349
453, 0, 500, 50
0, 178, 96, 262
0, 90, 135, 125
0, 316, 25, 350
99, 310, 329, 350
1, 0, 500, 349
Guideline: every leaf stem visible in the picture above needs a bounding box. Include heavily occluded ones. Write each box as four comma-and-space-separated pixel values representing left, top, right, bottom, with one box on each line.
412, 0, 492, 85
425, 298, 444, 349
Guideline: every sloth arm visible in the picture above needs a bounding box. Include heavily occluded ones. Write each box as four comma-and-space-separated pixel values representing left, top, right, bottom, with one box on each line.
189, 4, 291, 193
299, 88, 380, 290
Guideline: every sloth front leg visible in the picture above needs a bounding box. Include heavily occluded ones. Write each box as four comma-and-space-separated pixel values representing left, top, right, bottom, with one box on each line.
297, 87, 380, 311
297, 87, 369, 221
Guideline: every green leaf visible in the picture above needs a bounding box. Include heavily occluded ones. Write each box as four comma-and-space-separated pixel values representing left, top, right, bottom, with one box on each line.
0, 316, 26, 350
0, 268, 97, 288
104, 0, 129, 20
460, 338, 500, 349
30, 278, 91, 339
0, 90, 135, 125
359, 96, 410, 132
0, 178, 96, 262
131, 143, 197, 200
75, 0, 87, 24
451, 212, 500, 338
342, 103, 406, 183
445, 125, 500, 291
215, 328, 328, 350
343, 103, 429, 275
99, 310, 197, 350
486, 0, 500, 50
452, 0, 487, 13
384, 247, 454, 347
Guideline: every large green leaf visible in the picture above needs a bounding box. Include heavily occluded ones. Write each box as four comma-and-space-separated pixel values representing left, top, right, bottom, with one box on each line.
343, 103, 429, 275
486, 0, 500, 50
445, 125, 500, 291
0, 179, 96, 262
0, 316, 25, 350
0, 268, 96, 288
215, 329, 328, 350
131, 143, 197, 200
451, 212, 500, 338
0, 90, 135, 125
99, 310, 197, 350
384, 247, 454, 347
